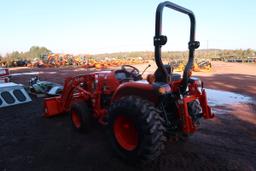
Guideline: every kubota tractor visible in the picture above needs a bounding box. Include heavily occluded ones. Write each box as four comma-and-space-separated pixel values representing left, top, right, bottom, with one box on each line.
44, 1, 214, 162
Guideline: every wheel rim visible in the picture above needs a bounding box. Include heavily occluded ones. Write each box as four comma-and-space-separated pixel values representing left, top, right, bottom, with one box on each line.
113, 115, 138, 151
71, 111, 81, 128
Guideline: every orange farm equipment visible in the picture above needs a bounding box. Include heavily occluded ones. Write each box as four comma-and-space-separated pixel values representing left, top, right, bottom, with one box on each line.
44, 1, 214, 162
193, 60, 212, 72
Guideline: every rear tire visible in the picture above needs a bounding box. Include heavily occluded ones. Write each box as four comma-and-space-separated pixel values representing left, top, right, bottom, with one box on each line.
70, 101, 91, 133
108, 96, 167, 162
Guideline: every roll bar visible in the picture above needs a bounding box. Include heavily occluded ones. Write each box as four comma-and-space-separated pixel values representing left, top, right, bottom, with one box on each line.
154, 1, 200, 94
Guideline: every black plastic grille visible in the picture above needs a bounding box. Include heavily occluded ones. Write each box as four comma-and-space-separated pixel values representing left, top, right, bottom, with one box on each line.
1, 91, 15, 104
13, 89, 26, 102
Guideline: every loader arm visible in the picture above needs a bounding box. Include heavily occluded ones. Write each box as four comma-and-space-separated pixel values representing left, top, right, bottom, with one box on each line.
44, 75, 91, 117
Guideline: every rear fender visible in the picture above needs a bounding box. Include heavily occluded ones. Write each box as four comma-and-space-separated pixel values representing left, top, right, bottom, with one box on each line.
111, 82, 160, 104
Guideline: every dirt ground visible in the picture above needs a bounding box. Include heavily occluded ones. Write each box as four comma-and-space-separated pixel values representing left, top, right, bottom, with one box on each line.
0, 61, 256, 171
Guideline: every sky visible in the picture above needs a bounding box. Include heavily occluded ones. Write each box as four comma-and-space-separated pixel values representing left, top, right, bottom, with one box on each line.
0, 0, 255, 55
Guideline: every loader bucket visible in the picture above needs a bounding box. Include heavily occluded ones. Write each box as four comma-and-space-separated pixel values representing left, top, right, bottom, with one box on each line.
43, 96, 65, 117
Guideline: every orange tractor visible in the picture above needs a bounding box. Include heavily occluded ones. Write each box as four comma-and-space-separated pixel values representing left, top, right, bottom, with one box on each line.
44, 1, 213, 162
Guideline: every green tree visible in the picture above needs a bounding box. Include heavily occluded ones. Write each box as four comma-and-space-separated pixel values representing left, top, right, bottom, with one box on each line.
25, 46, 51, 60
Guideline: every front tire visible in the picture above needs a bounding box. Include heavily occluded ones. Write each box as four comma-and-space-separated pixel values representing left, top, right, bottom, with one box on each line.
108, 96, 167, 162
70, 101, 91, 133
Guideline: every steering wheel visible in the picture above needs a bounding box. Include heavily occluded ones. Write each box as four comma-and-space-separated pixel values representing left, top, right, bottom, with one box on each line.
121, 65, 140, 77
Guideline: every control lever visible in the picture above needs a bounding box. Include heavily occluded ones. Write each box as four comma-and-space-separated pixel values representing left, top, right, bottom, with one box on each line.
141, 64, 151, 76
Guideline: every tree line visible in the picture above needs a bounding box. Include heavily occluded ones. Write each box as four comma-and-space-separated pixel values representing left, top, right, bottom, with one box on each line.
91, 48, 256, 60
0, 46, 51, 67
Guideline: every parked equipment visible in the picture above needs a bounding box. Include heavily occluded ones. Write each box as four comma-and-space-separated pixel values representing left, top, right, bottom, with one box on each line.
29, 76, 63, 97
44, 1, 214, 162
0, 67, 10, 83
0, 82, 31, 108
193, 60, 212, 72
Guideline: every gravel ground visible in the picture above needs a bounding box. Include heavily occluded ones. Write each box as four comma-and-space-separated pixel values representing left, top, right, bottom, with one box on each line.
0, 62, 256, 171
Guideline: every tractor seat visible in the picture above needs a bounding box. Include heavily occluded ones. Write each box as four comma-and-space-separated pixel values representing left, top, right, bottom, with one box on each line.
152, 82, 169, 88
152, 82, 171, 94
154, 71, 181, 82
171, 73, 181, 81
154, 64, 181, 82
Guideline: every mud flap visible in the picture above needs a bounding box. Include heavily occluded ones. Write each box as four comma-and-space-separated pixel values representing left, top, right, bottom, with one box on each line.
0, 82, 32, 108
178, 97, 197, 134
200, 89, 214, 119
